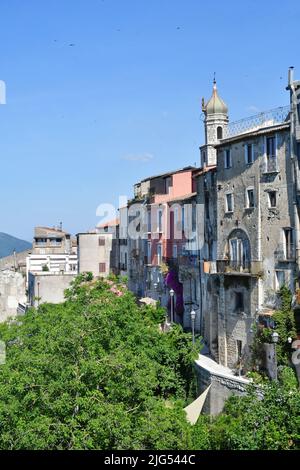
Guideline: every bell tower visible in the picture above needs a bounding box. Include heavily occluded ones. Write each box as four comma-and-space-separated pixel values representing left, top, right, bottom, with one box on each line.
200, 79, 228, 167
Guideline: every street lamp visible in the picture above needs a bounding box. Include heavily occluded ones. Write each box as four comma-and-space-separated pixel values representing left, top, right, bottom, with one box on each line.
288, 337, 292, 344
271, 331, 279, 381
190, 310, 196, 344
169, 289, 175, 323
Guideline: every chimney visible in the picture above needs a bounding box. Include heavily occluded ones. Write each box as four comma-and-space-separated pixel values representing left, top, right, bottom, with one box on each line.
288, 66, 294, 87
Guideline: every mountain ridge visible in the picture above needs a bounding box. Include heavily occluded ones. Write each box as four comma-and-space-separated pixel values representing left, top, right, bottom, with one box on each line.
0, 232, 32, 259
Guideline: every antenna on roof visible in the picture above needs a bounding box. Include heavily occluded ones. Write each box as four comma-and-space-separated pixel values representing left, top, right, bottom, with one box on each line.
213, 71, 216, 84
59, 221, 62, 231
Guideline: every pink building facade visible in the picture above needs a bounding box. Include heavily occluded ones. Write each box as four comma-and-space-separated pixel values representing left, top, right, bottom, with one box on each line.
128, 166, 199, 325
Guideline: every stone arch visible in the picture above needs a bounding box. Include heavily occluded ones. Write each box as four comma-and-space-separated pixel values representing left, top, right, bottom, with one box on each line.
225, 229, 251, 269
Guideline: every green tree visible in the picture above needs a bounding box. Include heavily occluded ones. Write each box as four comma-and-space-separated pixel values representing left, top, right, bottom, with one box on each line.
207, 368, 300, 450
251, 286, 297, 368
0, 275, 200, 450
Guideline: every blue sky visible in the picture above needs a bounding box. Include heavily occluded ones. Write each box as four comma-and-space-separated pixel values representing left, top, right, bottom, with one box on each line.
0, 0, 299, 240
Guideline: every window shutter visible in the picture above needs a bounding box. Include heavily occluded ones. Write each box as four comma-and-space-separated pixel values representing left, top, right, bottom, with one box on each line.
99, 263, 106, 273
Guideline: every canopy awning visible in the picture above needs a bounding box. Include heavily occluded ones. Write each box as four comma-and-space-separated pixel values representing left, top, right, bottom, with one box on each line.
184, 384, 211, 425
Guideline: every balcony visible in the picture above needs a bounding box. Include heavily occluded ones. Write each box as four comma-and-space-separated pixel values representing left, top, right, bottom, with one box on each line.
215, 260, 263, 276
264, 156, 279, 174
274, 244, 295, 262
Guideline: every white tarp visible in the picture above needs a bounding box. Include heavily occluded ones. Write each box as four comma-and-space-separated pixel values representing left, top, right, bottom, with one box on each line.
184, 384, 211, 425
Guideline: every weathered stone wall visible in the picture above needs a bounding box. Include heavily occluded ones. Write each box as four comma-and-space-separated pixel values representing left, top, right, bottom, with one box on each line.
77, 233, 113, 278
28, 272, 76, 308
214, 127, 296, 367
196, 169, 218, 343
195, 357, 250, 416
0, 270, 26, 322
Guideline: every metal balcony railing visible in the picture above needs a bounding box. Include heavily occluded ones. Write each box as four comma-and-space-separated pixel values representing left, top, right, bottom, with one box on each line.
217, 260, 250, 273
224, 105, 290, 139
216, 260, 263, 276
266, 156, 278, 173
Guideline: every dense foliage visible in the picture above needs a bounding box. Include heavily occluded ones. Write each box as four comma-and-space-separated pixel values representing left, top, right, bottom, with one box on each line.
251, 286, 297, 368
0, 275, 299, 450
209, 367, 300, 450
0, 274, 199, 450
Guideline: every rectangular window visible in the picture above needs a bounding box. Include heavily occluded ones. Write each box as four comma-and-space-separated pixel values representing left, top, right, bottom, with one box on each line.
245, 144, 254, 164
268, 191, 277, 208
283, 228, 294, 259
157, 244, 162, 264
226, 193, 233, 212
224, 149, 232, 169
147, 241, 151, 264
235, 292, 244, 312
174, 206, 179, 226
205, 192, 210, 219
99, 263, 106, 273
157, 209, 163, 232
266, 135, 277, 172
98, 237, 105, 246
147, 210, 151, 232
50, 238, 62, 246
275, 270, 285, 290
36, 238, 47, 246
173, 244, 177, 258
192, 203, 197, 232
247, 189, 255, 208
165, 176, 172, 194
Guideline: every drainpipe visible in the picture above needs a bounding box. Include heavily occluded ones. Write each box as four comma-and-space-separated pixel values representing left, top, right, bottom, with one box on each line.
256, 173, 263, 311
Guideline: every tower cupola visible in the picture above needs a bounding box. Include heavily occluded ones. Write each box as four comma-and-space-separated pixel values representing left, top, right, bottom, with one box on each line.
200, 79, 229, 168
205, 80, 228, 115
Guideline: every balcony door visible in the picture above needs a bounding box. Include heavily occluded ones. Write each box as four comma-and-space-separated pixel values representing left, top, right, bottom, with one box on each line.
229, 237, 250, 270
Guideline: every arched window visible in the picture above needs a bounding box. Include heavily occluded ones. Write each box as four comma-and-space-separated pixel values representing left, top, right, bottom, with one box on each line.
217, 126, 223, 139
227, 229, 251, 271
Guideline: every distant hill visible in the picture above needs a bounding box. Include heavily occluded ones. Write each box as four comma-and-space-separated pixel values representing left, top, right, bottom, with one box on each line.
0, 233, 32, 258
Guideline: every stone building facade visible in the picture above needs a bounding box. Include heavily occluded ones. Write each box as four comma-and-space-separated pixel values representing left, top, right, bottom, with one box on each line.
0, 270, 26, 322
199, 69, 300, 369
77, 232, 113, 278
127, 166, 202, 327
26, 226, 78, 281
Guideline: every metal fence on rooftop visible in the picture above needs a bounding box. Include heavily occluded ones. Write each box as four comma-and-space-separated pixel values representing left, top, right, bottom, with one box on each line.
224, 105, 290, 139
